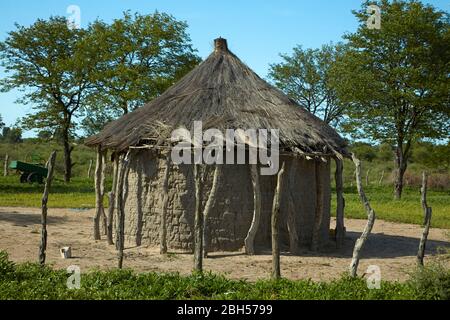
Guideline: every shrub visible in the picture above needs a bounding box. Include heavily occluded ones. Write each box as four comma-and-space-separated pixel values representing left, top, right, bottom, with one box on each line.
408, 263, 450, 300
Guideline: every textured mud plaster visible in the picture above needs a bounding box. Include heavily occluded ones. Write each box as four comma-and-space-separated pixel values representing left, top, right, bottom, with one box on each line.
120, 150, 331, 252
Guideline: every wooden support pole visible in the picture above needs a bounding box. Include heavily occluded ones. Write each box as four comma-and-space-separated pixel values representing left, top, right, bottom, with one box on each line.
378, 170, 385, 186
349, 154, 376, 277
87, 159, 93, 178
93, 146, 103, 240
365, 169, 370, 187
311, 161, 324, 252
271, 162, 286, 280
417, 172, 432, 266
193, 164, 204, 272
203, 165, 222, 258
335, 158, 345, 247
38, 151, 56, 265
115, 157, 123, 250
4, 154, 9, 176
286, 160, 299, 254
117, 153, 130, 269
244, 164, 261, 255
160, 152, 171, 254
107, 154, 119, 245
101, 151, 107, 236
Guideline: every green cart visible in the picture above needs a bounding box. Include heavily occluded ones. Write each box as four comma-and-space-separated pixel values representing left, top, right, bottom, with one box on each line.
9, 161, 48, 184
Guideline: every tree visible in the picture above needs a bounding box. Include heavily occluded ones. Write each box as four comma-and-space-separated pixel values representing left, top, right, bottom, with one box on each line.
82, 11, 200, 131
0, 17, 99, 182
268, 44, 346, 126
1, 126, 22, 144
0, 114, 4, 132
330, 0, 450, 199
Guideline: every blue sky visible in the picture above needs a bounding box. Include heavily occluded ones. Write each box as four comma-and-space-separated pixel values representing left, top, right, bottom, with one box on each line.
0, 0, 448, 137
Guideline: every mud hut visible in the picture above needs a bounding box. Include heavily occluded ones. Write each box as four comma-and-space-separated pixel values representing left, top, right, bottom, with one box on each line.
86, 38, 349, 254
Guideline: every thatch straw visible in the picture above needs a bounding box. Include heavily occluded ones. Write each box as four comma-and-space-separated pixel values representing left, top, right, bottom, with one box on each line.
85, 38, 349, 157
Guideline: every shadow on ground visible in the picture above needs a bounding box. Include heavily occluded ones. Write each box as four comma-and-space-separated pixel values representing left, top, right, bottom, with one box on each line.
0, 212, 67, 226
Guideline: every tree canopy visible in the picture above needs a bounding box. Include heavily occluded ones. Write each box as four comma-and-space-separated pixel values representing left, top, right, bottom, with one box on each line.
330, 0, 450, 198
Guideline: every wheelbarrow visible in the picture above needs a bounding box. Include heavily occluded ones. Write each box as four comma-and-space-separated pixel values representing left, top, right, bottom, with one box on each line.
9, 161, 48, 184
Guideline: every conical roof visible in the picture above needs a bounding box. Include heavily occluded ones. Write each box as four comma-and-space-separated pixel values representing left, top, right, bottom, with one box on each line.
86, 38, 348, 157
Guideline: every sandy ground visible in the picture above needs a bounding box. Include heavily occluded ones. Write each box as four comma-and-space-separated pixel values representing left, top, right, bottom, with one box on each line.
0, 206, 448, 282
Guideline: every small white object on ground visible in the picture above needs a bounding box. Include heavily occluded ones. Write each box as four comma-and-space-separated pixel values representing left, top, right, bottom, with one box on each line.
60, 247, 72, 259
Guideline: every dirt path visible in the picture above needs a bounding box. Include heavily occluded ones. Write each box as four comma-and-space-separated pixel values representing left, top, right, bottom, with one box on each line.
0, 207, 448, 282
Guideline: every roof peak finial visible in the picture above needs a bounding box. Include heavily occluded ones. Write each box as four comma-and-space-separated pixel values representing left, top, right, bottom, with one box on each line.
214, 37, 228, 53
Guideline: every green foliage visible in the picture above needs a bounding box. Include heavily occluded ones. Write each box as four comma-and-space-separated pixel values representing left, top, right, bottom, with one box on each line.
82, 11, 201, 134
331, 0, 450, 144
268, 43, 345, 126
408, 263, 450, 300
0, 252, 447, 300
1, 126, 22, 144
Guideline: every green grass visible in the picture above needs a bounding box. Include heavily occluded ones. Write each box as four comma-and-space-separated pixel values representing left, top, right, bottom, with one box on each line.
331, 186, 450, 229
0, 251, 448, 300
0, 175, 110, 208
0, 174, 448, 229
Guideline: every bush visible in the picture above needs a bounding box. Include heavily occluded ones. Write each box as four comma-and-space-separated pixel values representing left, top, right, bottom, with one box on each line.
408, 263, 450, 300
0, 251, 15, 281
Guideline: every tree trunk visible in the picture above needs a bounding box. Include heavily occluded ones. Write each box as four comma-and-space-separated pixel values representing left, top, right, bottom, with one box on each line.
3, 154, 9, 176
117, 153, 130, 269
107, 155, 119, 245
62, 124, 73, 183
271, 162, 286, 280
394, 145, 408, 200
335, 158, 345, 247
93, 146, 103, 240
311, 161, 324, 252
87, 159, 93, 179
417, 172, 432, 266
349, 154, 376, 277
193, 164, 204, 272
39, 151, 56, 265
160, 153, 171, 254
244, 164, 262, 255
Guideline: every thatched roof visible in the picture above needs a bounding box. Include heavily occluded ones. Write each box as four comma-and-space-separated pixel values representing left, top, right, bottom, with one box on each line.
85, 38, 349, 158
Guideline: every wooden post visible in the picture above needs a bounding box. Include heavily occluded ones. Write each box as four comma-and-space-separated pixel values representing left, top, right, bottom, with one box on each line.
117, 153, 130, 269
3, 154, 9, 176
311, 160, 324, 251
365, 169, 370, 187
115, 156, 123, 250
244, 164, 261, 255
417, 172, 432, 266
107, 154, 119, 245
87, 159, 93, 178
101, 151, 107, 235
378, 170, 385, 186
93, 146, 103, 240
160, 152, 171, 254
271, 162, 286, 280
335, 158, 345, 247
203, 165, 222, 258
38, 151, 56, 265
286, 160, 299, 254
349, 154, 376, 277
193, 164, 204, 272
